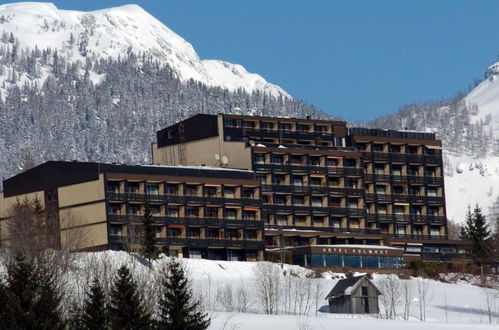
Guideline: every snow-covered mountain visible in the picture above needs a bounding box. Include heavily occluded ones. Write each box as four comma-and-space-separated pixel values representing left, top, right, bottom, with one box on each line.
444, 62, 499, 223
0, 2, 288, 97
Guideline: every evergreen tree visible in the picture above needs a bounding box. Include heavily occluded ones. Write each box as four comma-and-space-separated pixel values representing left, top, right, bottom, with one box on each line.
3, 253, 64, 330
459, 205, 492, 267
142, 200, 157, 260
80, 277, 109, 330
157, 259, 210, 330
0, 279, 11, 325
108, 265, 151, 330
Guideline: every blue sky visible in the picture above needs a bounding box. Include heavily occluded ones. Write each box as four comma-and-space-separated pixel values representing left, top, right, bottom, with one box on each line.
3, 0, 499, 120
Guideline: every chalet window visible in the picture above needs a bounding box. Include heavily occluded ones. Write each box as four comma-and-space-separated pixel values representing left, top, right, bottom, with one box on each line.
361, 286, 368, 296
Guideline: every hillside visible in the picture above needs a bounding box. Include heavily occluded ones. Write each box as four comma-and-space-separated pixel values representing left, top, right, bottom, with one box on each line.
371, 61, 499, 224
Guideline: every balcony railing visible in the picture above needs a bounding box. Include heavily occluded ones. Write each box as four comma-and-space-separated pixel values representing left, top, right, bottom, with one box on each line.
364, 174, 444, 185
109, 235, 265, 250
365, 194, 445, 204
366, 213, 447, 223
361, 152, 442, 164
106, 192, 261, 207
261, 184, 364, 196
265, 225, 381, 235
107, 214, 264, 229
253, 164, 363, 176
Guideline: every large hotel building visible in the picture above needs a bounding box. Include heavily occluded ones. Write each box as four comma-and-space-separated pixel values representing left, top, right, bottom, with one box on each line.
0, 113, 465, 269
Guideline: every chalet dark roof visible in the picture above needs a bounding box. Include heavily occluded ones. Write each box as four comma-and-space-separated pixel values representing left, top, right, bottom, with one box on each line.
326, 276, 365, 298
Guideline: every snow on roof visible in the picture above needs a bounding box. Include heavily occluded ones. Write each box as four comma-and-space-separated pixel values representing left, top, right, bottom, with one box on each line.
137, 163, 253, 173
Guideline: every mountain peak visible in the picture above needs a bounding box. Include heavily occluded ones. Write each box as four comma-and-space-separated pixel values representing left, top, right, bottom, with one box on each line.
0, 1, 288, 97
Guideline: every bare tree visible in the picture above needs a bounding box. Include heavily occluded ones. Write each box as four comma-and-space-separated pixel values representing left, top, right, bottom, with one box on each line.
378, 275, 402, 319
402, 279, 414, 320
447, 219, 461, 240
17, 148, 36, 173
416, 278, 433, 321
254, 262, 281, 315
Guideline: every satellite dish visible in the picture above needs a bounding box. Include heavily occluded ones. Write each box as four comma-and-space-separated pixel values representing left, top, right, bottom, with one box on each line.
249, 140, 256, 147
215, 153, 221, 160
222, 155, 229, 165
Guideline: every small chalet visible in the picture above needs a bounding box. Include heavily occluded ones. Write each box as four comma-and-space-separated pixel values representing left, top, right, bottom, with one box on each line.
325, 275, 381, 314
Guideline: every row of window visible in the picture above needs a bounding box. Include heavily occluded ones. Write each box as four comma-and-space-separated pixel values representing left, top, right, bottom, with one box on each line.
254, 153, 357, 167
294, 254, 404, 269
224, 119, 332, 133
357, 143, 439, 155
107, 181, 257, 198
109, 225, 260, 240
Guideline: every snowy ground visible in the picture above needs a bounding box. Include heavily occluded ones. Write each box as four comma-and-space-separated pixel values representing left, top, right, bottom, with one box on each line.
25, 251, 495, 329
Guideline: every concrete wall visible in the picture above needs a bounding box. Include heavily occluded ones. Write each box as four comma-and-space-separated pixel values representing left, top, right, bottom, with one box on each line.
58, 174, 108, 250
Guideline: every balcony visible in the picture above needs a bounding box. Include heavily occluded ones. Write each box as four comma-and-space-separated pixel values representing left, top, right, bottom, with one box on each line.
107, 215, 264, 229
265, 225, 381, 235
361, 152, 441, 165
106, 192, 261, 207
363, 174, 443, 185
365, 213, 447, 224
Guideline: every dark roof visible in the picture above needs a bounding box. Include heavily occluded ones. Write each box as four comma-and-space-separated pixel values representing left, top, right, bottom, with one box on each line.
326, 276, 365, 298
326, 275, 382, 299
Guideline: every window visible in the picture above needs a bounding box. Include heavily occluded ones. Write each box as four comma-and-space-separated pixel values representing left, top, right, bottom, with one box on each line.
274, 195, 286, 205
329, 176, 340, 186
330, 197, 342, 207
315, 125, 327, 133
187, 228, 200, 238
424, 147, 436, 155
224, 208, 237, 219
373, 144, 384, 152
347, 200, 358, 209
272, 174, 285, 185
167, 207, 179, 217
244, 230, 258, 240
294, 216, 306, 225
428, 207, 439, 216
225, 229, 240, 240
396, 225, 405, 235
254, 153, 265, 164
292, 176, 304, 186
309, 177, 322, 186
410, 206, 422, 215
311, 197, 323, 207
345, 178, 358, 188
205, 207, 218, 218
150, 206, 160, 216
204, 186, 217, 197
392, 186, 403, 194
186, 206, 199, 217
296, 124, 310, 132
409, 186, 420, 195
361, 286, 368, 296
427, 188, 437, 197
256, 174, 266, 184
168, 228, 181, 238
109, 225, 121, 236
293, 196, 305, 205
243, 210, 256, 220
375, 185, 386, 194
261, 122, 274, 131
125, 182, 139, 193
430, 227, 441, 236
279, 123, 292, 131
406, 246, 422, 253
390, 145, 401, 153
223, 186, 236, 198
331, 220, 340, 228
206, 228, 219, 238
309, 156, 321, 167
108, 204, 121, 215
374, 164, 385, 174
345, 158, 357, 167
313, 217, 325, 226
107, 181, 120, 193
271, 154, 284, 164
242, 187, 255, 198
327, 158, 339, 167
145, 183, 159, 195
243, 121, 256, 128
166, 184, 178, 195
408, 166, 419, 176
126, 205, 140, 216
290, 155, 303, 165
391, 165, 402, 176
425, 167, 436, 177
184, 185, 198, 196
276, 215, 288, 226
394, 206, 405, 214
377, 205, 387, 214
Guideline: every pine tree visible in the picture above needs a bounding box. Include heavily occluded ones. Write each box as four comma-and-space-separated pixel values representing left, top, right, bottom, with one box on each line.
157, 259, 210, 330
108, 265, 151, 330
142, 200, 157, 260
459, 205, 492, 267
4, 253, 64, 330
80, 277, 108, 330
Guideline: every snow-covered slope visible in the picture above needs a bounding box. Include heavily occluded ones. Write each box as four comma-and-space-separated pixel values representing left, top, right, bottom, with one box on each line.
444, 62, 499, 223
0, 2, 288, 96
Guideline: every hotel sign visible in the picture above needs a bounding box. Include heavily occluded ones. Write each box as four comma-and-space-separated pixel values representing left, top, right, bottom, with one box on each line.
308, 246, 403, 257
